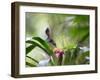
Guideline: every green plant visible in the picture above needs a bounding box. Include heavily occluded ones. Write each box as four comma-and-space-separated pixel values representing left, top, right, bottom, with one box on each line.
26, 36, 89, 67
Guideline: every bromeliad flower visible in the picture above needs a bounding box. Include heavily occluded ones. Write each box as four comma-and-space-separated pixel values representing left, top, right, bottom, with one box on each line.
53, 48, 64, 65
53, 48, 64, 58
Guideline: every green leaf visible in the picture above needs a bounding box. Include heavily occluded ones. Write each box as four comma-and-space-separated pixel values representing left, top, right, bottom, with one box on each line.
32, 37, 57, 64
26, 37, 57, 64
76, 51, 89, 64
63, 50, 71, 65
26, 61, 36, 67
26, 56, 39, 63
49, 59, 55, 65
26, 40, 49, 54
72, 47, 80, 59
32, 37, 53, 55
26, 45, 36, 55
63, 47, 80, 65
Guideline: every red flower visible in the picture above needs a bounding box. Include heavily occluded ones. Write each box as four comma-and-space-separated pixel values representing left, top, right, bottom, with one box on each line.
53, 48, 64, 58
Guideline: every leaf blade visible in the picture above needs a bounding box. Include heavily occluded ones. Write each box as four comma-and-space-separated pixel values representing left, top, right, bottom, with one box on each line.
26, 45, 36, 55
32, 37, 53, 55
26, 56, 39, 63
26, 61, 36, 67
26, 40, 50, 55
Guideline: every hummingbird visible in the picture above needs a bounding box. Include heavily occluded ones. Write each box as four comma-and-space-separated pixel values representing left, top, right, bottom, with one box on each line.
45, 28, 56, 47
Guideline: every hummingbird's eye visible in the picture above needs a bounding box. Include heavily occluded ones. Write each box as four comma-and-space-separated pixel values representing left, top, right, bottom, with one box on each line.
45, 28, 50, 36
